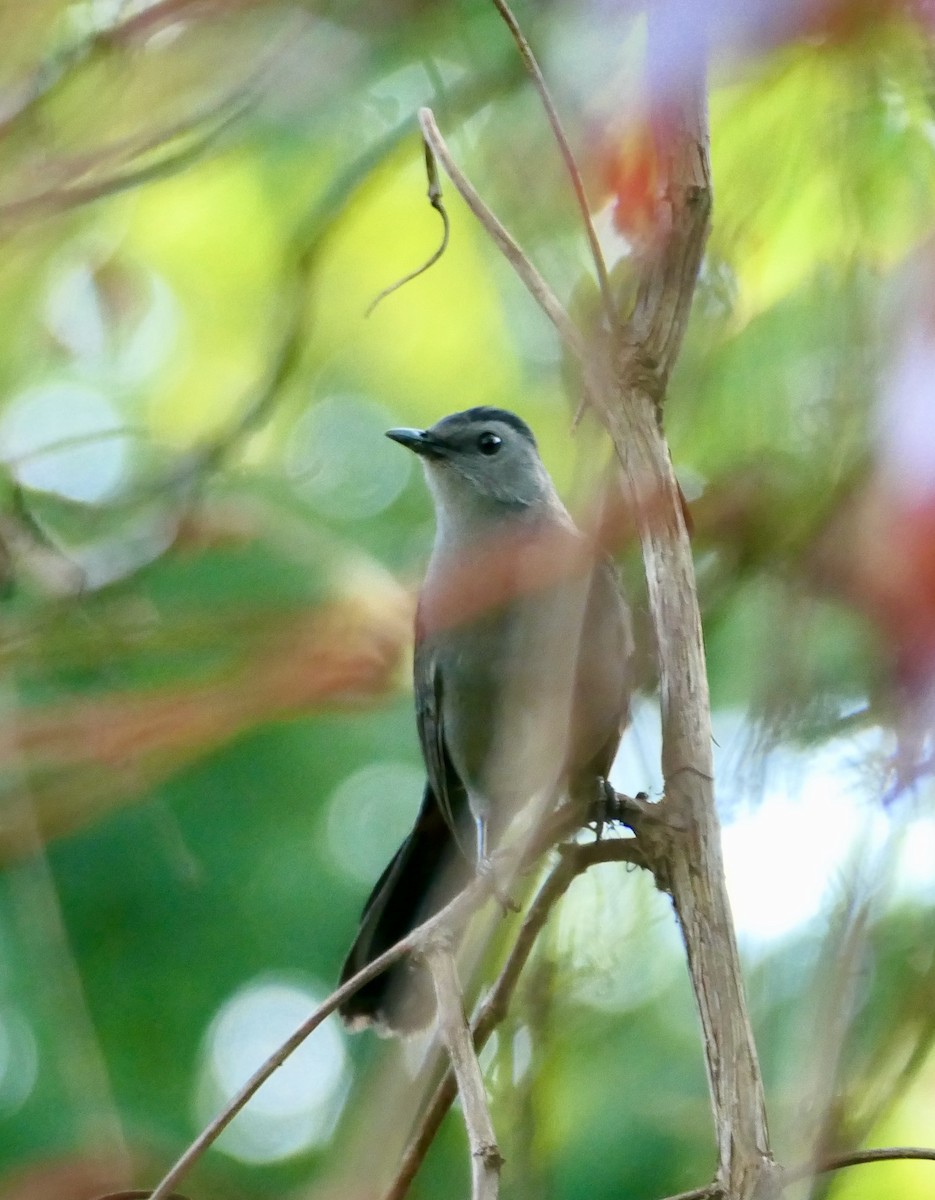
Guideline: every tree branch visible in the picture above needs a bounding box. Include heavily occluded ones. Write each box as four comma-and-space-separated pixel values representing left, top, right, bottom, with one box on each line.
0, 15, 295, 230
143, 798, 625, 1200
382, 837, 647, 1200
422, 29, 776, 1197
418, 107, 588, 364
366, 138, 450, 316
801, 1145, 935, 1181
145, 871, 496, 1200
425, 941, 503, 1200
488, 0, 614, 320
590, 1141, 935, 1200
588, 26, 777, 1200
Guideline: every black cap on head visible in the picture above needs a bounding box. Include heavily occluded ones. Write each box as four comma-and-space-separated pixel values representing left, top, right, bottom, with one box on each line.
434, 406, 537, 448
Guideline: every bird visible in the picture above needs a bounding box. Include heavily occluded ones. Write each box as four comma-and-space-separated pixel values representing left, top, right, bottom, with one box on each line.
337, 406, 632, 1034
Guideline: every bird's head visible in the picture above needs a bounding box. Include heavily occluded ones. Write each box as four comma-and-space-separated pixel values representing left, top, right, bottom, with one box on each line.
386, 407, 557, 522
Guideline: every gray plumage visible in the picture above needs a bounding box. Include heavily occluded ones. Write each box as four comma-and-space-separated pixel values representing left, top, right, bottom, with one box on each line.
338, 407, 631, 1033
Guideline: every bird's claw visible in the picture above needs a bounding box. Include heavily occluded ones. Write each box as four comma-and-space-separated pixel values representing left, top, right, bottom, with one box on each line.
587, 781, 652, 838
587, 778, 619, 840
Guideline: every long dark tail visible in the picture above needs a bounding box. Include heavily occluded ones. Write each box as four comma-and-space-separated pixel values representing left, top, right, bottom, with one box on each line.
338, 783, 472, 1035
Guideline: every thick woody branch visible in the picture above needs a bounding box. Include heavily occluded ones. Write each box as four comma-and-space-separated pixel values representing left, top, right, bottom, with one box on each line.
426, 942, 504, 1200
590, 33, 777, 1200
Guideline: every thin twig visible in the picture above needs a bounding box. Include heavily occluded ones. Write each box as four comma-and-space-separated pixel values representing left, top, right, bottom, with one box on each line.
383, 837, 647, 1200
801, 1145, 935, 1181
0, 94, 250, 229
384, 853, 581, 1200
97, 1192, 190, 1200
426, 942, 503, 1200
417, 107, 588, 364
92, 66, 519, 517
489, 0, 615, 320
644, 1143, 935, 1200
145, 801, 600, 1200
146, 877, 492, 1200
656, 1188, 719, 1200
366, 137, 450, 316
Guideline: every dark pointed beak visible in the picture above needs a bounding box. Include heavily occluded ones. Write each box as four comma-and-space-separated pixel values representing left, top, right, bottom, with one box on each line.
385, 427, 445, 458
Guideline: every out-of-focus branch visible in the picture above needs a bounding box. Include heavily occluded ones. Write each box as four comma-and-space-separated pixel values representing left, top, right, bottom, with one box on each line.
0, 0, 260, 137
112, 0, 278, 45
0, 99, 248, 228
2, 582, 411, 861
426, 942, 503, 1200
0, 13, 297, 231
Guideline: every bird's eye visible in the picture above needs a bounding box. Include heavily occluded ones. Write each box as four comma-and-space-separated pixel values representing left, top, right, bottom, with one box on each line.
477, 432, 502, 456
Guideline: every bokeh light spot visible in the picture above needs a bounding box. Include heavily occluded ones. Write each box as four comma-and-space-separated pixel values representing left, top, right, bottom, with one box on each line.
0, 382, 132, 503
325, 761, 425, 885
287, 395, 411, 520
0, 1006, 38, 1116
196, 976, 349, 1164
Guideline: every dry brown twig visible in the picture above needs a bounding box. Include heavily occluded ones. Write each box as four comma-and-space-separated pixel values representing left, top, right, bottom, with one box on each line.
417, 107, 587, 364
425, 941, 503, 1200
488, 0, 615, 320
366, 140, 450, 316
145, 870, 496, 1200
382, 837, 648, 1200
142, 799, 636, 1200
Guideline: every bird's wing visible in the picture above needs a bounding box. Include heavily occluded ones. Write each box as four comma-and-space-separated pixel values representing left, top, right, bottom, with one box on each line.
413, 613, 472, 860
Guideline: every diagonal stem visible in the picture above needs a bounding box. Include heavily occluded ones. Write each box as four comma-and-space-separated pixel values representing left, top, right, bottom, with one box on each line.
488, 0, 615, 320
418, 107, 588, 365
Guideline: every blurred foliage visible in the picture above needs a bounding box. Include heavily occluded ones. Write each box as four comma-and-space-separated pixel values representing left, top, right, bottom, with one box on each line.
0, 3, 933, 1200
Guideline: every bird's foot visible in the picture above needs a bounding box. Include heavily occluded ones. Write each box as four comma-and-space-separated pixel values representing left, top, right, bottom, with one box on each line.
587, 780, 652, 838
587, 778, 618, 840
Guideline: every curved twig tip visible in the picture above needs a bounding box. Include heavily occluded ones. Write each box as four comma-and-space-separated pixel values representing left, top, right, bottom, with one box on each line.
366, 132, 450, 317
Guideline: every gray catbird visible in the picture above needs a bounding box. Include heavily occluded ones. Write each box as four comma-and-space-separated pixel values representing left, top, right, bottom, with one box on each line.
338, 407, 631, 1034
